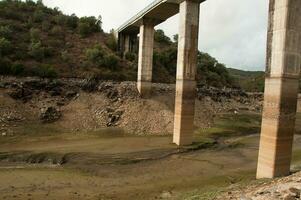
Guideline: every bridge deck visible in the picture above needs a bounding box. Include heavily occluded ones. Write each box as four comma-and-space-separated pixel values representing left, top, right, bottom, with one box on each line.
117, 0, 205, 35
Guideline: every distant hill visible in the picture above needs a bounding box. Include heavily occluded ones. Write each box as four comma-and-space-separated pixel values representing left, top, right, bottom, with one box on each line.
227, 68, 265, 92
0, 0, 136, 80
0, 0, 264, 92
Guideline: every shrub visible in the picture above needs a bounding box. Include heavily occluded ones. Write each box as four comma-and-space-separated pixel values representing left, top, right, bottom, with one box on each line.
41, 21, 51, 31
85, 45, 104, 64
53, 14, 66, 26
0, 58, 12, 75
30, 28, 41, 42
28, 41, 45, 61
78, 16, 101, 37
66, 14, 78, 29
61, 50, 70, 62
0, 37, 12, 56
78, 22, 91, 37
0, 26, 12, 39
44, 47, 55, 58
47, 39, 62, 48
10, 62, 25, 75
105, 31, 117, 51
33, 10, 45, 22
102, 54, 119, 70
32, 64, 57, 78
125, 52, 136, 62
50, 25, 64, 39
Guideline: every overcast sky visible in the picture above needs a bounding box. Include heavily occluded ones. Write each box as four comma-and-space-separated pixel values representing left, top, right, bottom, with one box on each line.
42, 0, 269, 71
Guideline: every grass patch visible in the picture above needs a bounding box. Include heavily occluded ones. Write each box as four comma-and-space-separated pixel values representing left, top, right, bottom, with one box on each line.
14, 123, 67, 136
292, 149, 301, 165
196, 112, 261, 141
179, 169, 257, 200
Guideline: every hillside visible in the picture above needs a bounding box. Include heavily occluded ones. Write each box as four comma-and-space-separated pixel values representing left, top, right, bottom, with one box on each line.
0, 0, 136, 80
227, 68, 265, 92
0, 0, 264, 91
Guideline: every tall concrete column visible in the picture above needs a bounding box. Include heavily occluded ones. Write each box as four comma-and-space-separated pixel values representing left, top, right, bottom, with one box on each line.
137, 19, 155, 96
257, 0, 301, 179
124, 35, 131, 53
173, 0, 200, 146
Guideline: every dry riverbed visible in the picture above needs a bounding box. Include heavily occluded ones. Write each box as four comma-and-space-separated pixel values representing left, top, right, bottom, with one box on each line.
0, 112, 301, 200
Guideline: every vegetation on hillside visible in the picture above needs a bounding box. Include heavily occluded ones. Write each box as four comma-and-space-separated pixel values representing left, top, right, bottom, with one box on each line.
227, 68, 265, 92
153, 31, 239, 88
0, 0, 264, 91
0, 0, 134, 80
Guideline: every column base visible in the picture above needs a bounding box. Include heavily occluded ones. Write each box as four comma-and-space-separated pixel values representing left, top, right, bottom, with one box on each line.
256, 77, 298, 179
137, 81, 152, 97
173, 80, 196, 146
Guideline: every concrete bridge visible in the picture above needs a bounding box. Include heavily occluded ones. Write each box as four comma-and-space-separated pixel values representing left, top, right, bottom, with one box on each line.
117, 0, 301, 179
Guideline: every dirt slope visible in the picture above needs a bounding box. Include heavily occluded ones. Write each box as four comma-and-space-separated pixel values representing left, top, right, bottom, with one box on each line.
0, 76, 262, 136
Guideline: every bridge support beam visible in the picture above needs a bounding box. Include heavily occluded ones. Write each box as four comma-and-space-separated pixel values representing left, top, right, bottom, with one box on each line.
124, 35, 131, 53
173, 0, 200, 146
137, 19, 155, 97
257, 0, 301, 179
118, 33, 138, 56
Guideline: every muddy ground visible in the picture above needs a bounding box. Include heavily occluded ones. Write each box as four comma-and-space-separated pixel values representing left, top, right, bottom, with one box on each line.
0, 77, 300, 200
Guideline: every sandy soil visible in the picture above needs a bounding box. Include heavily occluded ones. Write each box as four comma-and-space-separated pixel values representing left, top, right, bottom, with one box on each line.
0, 131, 301, 200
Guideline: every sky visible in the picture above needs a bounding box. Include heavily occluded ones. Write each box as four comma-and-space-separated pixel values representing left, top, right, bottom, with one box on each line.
42, 0, 269, 71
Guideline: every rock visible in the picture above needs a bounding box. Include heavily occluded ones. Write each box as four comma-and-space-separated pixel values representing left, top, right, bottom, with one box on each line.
57, 101, 65, 106
240, 196, 252, 200
1, 132, 6, 136
160, 191, 172, 199
40, 107, 62, 123
106, 110, 124, 127
65, 91, 78, 98
49, 87, 63, 96
81, 77, 98, 92
197, 86, 248, 103
8, 86, 33, 102
283, 193, 296, 200
288, 187, 300, 198
106, 89, 119, 100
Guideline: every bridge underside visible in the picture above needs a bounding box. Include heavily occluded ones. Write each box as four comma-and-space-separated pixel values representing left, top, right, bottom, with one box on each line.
117, 0, 301, 179
119, 2, 179, 35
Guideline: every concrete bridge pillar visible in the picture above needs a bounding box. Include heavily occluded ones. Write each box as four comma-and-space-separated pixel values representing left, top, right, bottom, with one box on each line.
124, 35, 131, 53
137, 18, 155, 96
118, 33, 138, 56
257, 0, 301, 179
173, 0, 200, 146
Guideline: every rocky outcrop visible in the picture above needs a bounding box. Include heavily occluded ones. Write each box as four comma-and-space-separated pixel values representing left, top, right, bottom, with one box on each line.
40, 107, 62, 123
218, 172, 301, 200
0, 76, 263, 135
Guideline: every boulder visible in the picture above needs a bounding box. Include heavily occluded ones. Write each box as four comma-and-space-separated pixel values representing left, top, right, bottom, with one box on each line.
81, 77, 99, 92
40, 107, 62, 123
8, 86, 33, 102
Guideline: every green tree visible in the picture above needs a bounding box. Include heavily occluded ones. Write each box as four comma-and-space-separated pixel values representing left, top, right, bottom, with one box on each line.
78, 16, 101, 37
66, 14, 78, 29
154, 29, 171, 44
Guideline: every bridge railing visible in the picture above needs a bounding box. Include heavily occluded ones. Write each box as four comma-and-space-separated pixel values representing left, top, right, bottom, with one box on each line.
117, 0, 166, 33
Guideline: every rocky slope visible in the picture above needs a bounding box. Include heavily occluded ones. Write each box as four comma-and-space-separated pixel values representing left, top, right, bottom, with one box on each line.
218, 172, 301, 200
0, 76, 262, 136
